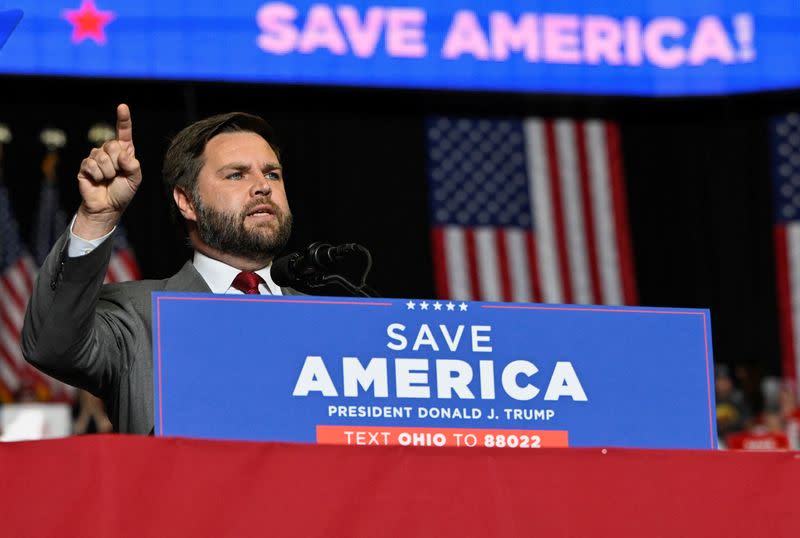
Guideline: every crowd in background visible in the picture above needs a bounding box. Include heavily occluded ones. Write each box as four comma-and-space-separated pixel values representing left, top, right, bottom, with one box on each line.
0, 383, 111, 440
716, 363, 800, 450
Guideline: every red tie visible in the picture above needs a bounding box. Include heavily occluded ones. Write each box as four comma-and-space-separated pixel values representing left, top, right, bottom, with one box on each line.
232, 271, 266, 295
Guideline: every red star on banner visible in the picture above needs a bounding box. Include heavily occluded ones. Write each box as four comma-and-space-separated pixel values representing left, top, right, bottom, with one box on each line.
63, 0, 115, 45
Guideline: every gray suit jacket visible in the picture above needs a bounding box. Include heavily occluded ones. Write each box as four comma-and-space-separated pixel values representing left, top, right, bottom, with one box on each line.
21, 230, 301, 434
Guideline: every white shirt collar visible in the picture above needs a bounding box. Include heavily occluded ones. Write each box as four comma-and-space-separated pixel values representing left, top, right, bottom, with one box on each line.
192, 251, 282, 295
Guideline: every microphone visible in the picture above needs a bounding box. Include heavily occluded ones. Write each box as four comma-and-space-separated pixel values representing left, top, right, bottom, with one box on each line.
271, 242, 364, 287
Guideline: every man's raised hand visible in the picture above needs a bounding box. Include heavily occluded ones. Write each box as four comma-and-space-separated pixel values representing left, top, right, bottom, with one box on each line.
74, 104, 142, 239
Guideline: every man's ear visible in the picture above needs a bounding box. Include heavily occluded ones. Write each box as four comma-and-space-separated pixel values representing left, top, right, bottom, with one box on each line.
173, 187, 197, 222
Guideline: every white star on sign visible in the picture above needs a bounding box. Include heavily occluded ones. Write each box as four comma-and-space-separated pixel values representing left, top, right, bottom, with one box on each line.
446, 302, 455, 311
406, 301, 416, 310
459, 302, 468, 311
433, 302, 442, 311
420, 301, 429, 310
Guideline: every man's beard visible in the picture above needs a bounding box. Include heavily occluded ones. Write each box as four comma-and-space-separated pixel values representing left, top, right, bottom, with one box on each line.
194, 196, 292, 262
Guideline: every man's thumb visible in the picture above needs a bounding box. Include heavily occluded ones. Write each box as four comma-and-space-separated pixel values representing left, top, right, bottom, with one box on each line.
118, 150, 138, 174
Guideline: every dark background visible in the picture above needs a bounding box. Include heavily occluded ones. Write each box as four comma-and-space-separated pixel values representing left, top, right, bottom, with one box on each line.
3, 75, 799, 383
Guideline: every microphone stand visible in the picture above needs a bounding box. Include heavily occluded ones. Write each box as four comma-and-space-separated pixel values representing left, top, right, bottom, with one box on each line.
303, 273, 381, 298
295, 245, 382, 298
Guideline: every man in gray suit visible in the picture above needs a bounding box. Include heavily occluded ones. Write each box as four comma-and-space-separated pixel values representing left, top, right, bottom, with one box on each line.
21, 104, 298, 434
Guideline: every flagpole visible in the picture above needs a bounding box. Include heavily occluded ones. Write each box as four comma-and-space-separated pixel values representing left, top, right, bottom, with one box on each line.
39, 128, 66, 182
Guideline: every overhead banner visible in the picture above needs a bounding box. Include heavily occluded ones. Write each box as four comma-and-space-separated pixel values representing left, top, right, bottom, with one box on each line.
0, 9, 22, 49
0, 1, 798, 96
153, 293, 717, 449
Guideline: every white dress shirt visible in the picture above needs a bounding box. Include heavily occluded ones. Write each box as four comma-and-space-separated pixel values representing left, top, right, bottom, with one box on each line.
67, 218, 282, 295
191, 251, 281, 295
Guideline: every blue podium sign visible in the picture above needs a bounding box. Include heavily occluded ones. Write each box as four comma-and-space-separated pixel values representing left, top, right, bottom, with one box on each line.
153, 293, 717, 449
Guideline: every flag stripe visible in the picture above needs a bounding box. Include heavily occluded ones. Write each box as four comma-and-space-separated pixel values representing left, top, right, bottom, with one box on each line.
606, 122, 638, 304
105, 264, 118, 284
464, 229, 481, 301
0, 325, 23, 362
117, 249, 142, 280
0, 280, 24, 331
475, 227, 502, 301
108, 255, 132, 283
544, 120, 573, 304
0, 357, 18, 389
494, 230, 514, 302
788, 224, 800, 381
576, 121, 602, 305
443, 226, 471, 300
586, 120, 624, 305
0, 335, 25, 375
505, 228, 532, 302
0, 308, 23, 351
775, 227, 797, 381
524, 119, 563, 303
525, 232, 543, 302
556, 119, 593, 304
2, 264, 28, 312
430, 228, 451, 300
0, 317, 57, 392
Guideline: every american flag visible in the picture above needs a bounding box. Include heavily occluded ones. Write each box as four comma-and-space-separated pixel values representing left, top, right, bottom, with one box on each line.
771, 113, 800, 387
27, 156, 75, 402
0, 127, 59, 402
104, 226, 141, 284
0, 182, 44, 402
425, 116, 637, 305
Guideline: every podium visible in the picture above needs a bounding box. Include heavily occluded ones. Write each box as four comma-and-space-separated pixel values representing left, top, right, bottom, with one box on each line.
2, 295, 794, 535
153, 293, 716, 449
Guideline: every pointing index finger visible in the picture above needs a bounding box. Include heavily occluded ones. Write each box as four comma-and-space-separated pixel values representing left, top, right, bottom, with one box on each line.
116, 103, 133, 144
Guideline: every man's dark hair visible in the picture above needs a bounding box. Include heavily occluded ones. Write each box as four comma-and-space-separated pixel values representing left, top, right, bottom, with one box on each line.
162, 112, 280, 222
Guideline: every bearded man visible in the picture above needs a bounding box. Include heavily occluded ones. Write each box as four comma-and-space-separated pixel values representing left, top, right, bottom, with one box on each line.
21, 105, 299, 434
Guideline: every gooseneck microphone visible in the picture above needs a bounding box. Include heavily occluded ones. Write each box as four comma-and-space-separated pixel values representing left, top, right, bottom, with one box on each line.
271, 242, 364, 286
272, 242, 362, 286
272, 241, 380, 297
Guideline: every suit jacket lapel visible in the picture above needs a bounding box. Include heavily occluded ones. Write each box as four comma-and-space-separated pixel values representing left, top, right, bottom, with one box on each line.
165, 261, 213, 292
